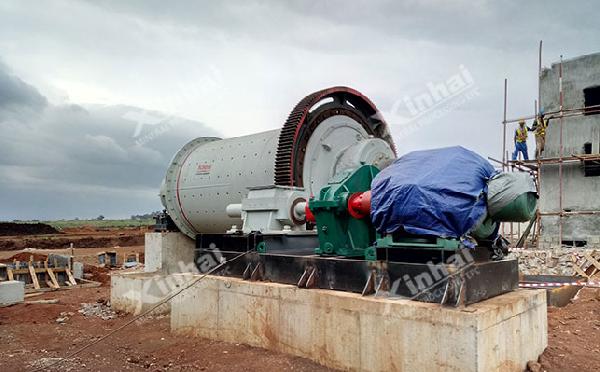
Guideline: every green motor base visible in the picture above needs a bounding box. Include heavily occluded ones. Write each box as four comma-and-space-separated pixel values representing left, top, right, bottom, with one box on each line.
310, 165, 379, 258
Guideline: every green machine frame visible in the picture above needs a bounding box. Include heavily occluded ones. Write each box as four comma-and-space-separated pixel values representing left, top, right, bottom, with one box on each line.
309, 165, 378, 258
309, 165, 464, 261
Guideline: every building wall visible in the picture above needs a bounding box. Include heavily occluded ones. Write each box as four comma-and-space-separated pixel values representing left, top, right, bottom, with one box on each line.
538, 53, 600, 245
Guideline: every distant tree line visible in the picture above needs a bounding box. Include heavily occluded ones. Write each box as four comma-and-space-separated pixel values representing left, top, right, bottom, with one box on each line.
12, 211, 161, 222
130, 211, 161, 220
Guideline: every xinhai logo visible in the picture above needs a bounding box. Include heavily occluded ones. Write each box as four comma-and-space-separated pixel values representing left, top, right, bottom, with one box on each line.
403, 65, 474, 116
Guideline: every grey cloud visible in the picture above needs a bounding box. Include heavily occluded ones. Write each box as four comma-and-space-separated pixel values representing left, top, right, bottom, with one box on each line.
0, 63, 220, 219
0, 61, 47, 112
0, 1, 597, 219
84, 0, 599, 52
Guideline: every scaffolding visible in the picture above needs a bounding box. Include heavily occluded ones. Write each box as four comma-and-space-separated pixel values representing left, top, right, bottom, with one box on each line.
499, 41, 600, 248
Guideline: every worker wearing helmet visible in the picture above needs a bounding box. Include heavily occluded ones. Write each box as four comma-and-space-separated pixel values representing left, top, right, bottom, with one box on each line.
531, 110, 552, 159
512, 119, 531, 161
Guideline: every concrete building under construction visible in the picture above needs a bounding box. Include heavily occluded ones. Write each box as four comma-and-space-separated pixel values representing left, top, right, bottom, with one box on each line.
538, 52, 600, 248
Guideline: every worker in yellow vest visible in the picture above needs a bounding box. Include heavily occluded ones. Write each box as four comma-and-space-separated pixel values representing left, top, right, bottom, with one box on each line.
531, 110, 552, 159
512, 119, 531, 161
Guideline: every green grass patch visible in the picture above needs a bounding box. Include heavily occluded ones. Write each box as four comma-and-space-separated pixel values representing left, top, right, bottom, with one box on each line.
41, 219, 154, 230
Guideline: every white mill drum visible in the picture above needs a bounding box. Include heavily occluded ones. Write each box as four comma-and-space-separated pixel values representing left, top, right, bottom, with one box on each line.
160, 86, 397, 238
160, 130, 280, 236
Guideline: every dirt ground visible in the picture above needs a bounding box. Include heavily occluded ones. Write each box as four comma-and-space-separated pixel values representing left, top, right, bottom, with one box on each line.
0, 229, 334, 371
1, 285, 598, 372
0, 245, 145, 267
1, 228, 599, 371
538, 287, 600, 371
0, 287, 333, 372
0, 222, 59, 236
0, 226, 147, 251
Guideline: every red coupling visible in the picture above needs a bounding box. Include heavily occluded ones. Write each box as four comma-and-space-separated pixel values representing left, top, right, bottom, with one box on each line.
348, 191, 371, 219
305, 201, 316, 223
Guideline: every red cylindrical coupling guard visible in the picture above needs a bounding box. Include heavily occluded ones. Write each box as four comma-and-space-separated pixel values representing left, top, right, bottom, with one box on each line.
305, 202, 316, 223
347, 191, 371, 219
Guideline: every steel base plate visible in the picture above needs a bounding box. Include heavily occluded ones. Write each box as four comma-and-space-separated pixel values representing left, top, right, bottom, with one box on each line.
194, 248, 518, 306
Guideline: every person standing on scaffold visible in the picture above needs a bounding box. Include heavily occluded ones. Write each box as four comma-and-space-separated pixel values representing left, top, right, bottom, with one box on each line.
512, 119, 531, 161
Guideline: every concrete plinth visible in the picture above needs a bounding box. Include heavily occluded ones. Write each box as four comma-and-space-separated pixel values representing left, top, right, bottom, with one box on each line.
111, 271, 547, 371
0, 280, 25, 306
171, 275, 546, 372
72, 262, 84, 279
48, 253, 72, 268
144, 232, 196, 274
111, 271, 201, 315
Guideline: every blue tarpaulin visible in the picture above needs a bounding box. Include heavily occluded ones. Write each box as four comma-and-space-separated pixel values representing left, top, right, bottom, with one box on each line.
370, 146, 496, 240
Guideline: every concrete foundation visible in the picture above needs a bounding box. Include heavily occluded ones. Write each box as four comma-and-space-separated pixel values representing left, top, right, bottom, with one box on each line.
144, 232, 196, 274
111, 272, 198, 315
115, 232, 197, 314
0, 280, 25, 306
72, 262, 84, 279
111, 271, 547, 371
48, 253, 72, 268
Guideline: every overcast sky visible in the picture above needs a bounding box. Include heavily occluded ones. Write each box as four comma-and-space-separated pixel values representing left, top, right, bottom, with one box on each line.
0, 0, 598, 220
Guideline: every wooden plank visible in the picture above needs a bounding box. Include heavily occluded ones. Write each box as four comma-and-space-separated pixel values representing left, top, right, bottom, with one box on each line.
28, 264, 40, 289
591, 260, 599, 277
584, 251, 600, 277
10, 267, 66, 275
572, 262, 589, 278
24, 279, 101, 294
7, 268, 14, 281
25, 299, 59, 304
65, 268, 77, 286
14, 260, 20, 281
46, 268, 60, 289
584, 252, 600, 271
24, 292, 45, 299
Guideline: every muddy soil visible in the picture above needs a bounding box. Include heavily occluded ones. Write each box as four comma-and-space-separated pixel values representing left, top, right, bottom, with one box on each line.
2, 227, 599, 371
537, 287, 600, 371
0, 227, 148, 251
0, 222, 59, 236
0, 287, 335, 371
